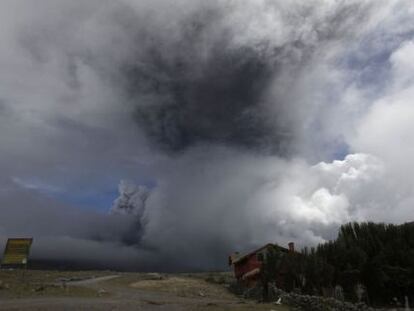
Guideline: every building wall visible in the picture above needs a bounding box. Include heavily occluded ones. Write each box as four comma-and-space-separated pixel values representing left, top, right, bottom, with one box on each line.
233, 250, 299, 290
234, 254, 262, 280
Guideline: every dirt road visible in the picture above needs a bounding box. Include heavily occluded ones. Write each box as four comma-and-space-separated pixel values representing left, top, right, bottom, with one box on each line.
64, 275, 120, 286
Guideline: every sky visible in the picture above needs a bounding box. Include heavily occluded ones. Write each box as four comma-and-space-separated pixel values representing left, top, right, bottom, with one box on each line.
0, 0, 414, 271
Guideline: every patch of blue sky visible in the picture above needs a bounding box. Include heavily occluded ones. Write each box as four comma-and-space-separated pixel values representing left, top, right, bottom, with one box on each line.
337, 26, 414, 96
304, 126, 350, 164
54, 177, 157, 211
325, 140, 350, 162
11, 176, 62, 194
11, 175, 157, 212
338, 45, 391, 93
52, 187, 119, 211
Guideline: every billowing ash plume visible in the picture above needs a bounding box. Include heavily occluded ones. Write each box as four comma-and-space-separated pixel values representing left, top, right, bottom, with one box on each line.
109, 180, 151, 247
129, 27, 279, 153
111, 180, 150, 217
0, 0, 414, 271
106, 0, 375, 155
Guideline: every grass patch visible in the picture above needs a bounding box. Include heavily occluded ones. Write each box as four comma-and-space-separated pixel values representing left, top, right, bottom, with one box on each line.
0, 269, 106, 298
129, 275, 235, 299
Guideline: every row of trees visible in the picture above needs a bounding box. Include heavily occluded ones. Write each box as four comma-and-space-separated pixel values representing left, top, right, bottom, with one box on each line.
268, 222, 414, 306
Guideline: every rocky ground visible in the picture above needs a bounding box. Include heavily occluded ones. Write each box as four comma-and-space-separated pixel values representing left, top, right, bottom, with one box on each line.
0, 270, 290, 310
238, 283, 410, 311
0, 270, 409, 311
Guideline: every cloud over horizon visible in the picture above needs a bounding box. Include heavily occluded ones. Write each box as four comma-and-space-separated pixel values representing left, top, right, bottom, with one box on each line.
0, 0, 414, 271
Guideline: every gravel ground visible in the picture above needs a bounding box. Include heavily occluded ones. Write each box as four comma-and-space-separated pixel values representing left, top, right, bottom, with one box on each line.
0, 271, 290, 311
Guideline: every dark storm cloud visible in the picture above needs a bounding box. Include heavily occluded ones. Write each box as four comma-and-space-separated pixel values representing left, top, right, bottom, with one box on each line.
112, 1, 375, 154
125, 18, 279, 152
3, 0, 375, 156
121, 19, 296, 153
131, 46, 277, 152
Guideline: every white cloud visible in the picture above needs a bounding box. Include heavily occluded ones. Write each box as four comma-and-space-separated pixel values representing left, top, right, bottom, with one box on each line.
351, 40, 414, 189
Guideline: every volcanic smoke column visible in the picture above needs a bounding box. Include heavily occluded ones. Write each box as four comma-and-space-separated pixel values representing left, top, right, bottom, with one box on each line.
111, 180, 150, 219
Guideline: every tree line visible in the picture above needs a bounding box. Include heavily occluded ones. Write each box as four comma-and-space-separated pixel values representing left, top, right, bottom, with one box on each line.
265, 222, 414, 306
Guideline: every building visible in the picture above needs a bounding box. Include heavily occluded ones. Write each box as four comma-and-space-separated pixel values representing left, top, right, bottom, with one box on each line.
229, 242, 296, 289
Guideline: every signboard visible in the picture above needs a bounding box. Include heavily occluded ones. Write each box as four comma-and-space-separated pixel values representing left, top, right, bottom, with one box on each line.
1, 238, 33, 267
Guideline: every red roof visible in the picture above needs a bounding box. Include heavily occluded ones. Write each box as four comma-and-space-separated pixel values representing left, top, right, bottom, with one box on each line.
232, 243, 289, 265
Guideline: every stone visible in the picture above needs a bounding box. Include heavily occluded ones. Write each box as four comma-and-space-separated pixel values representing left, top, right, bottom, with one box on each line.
98, 289, 108, 296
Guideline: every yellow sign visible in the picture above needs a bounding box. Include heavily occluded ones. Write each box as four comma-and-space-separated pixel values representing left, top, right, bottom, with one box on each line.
1, 238, 33, 266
